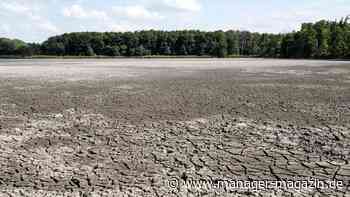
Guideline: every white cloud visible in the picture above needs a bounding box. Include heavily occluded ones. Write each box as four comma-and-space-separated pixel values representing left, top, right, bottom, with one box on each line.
91, 10, 109, 20
0, 1, 30, 13
0, 25, 11, 39
0, 1, 47, 20
0, 24, 11, 35
0, 1, 39, 20
110, 23, 133, 32
63, 4, 109, 20
37, 21, 60, 33
112, 5, 163, 21
0, 0, 62, 42
108, 21, 156, 32
63, 4, 86, 18
159, 0, 201, 12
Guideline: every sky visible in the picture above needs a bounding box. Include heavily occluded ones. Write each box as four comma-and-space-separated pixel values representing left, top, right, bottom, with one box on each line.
0, 0, 349, 43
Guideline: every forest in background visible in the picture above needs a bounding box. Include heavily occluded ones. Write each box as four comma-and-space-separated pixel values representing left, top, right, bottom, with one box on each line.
0, 17, 349, 58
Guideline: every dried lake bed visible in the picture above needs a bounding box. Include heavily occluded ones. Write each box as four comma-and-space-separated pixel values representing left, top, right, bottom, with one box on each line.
0, 58, 349, 196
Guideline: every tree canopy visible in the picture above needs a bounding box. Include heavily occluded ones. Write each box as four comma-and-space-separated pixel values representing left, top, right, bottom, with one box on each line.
1, 17, 349, 58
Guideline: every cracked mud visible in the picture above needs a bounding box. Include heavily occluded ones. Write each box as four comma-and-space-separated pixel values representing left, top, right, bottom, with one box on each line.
0, 59, 349, 196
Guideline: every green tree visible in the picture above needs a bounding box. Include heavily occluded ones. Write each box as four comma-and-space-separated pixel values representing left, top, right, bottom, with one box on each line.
160, 43, 172, 55
1, 17, 348, 59
300, 23, 318, 58
314, 20, 330, 58
103, 45, 120, 56
0, 38, 16, 55
86, 46, 95, 56
226, 31, 240, 56
90, 36, 105, 55
16, 45, 33, 57
135, 45, 146, 56
330, 22, 347, 58
214, 31, 227, 57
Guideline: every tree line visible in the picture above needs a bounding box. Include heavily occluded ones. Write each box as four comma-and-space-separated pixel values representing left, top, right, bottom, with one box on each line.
0, 38, 40, 57
0, 17, 349, 58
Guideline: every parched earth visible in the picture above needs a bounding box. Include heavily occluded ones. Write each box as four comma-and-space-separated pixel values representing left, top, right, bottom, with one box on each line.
0, 59, 349, 196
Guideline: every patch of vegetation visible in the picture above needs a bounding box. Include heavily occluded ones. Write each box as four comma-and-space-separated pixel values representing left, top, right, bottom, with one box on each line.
1, 17, 350, 59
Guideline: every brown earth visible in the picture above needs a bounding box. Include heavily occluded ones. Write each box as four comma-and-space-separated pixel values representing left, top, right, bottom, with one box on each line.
0, 59, 349, 196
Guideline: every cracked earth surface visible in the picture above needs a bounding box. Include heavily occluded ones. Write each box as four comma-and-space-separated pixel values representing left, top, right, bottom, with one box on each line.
0, 59, 349, 196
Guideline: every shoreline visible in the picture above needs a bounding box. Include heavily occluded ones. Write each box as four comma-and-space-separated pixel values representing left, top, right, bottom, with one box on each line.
0, 55, 349, 61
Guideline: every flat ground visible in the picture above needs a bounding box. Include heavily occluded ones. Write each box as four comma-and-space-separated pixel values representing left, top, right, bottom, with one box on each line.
0, 59, 349, 196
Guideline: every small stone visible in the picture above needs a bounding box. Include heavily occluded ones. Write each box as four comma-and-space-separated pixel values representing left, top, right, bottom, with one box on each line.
71, 178, 80, 187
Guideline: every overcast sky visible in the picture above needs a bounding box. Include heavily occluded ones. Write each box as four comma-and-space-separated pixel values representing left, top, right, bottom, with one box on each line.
0, 0, 349, 42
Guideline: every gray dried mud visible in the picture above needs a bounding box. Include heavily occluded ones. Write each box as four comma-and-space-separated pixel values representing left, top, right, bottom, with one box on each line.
0, 59, 349, 196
